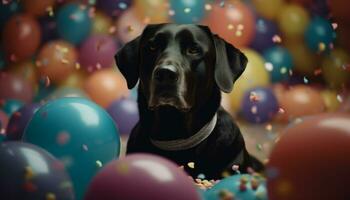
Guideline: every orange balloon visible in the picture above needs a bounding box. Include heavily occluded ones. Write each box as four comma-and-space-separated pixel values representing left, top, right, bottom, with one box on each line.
2, 14, 41, 62
22, 0, 56, 16
278, 85, 325, 120
204, 1, 255, 47
36, 40, 78, 83
8, 60, 38, 87
84, 68, 129, 108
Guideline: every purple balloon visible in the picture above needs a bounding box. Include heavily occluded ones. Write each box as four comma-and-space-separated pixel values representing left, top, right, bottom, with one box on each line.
96, 0, 132, 17
84, 153, 201, 200
79, 34, 117, 72
106, 98, 139, 135
6, 103, 41, 140
241, 87, 279, 123
250, 17, 279, 52
0, 142, 75, 199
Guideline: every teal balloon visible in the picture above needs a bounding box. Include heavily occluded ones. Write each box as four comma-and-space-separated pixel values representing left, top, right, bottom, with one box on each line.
263, 46, 293, 83
1, 99, 24, 116
23, 98, 120, 200
169, 0, 205, 23
205, 174, 268, 200
305, 16, 335, 53
56, 3, 92, 44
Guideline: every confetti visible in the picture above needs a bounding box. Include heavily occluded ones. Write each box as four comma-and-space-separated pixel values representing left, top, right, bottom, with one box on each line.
96, 160, 103, 168
265, 62, 273, 71
118, 2, 128, 10
232, 165, 240, 172
251, 106, 257, 114
251, 178, 259, 190
61, 59, 69, 64
187, 162, 195, 169
197, 173, 206, 179
184, 8, 191, 13
256, 144, 263, 151
318, 42, 326, 52
82, 144, 89, 151
336, 95, 343, 102
46, 193, 56, 200
280, 67, 287, 74
272, 35, 282, 43
227, 24, 234, 30
249, 91, 260, 102
75, 62, 81, 70
314, 68, 322, 76
168, 9, 175, 16
332, 23, 338, 30
46, 6, 54, 17
235, 30, 242, 37
205, 4, 212, 11
303, 76, 309, 84
278, 108, 285, 114
265, 124, 272, 131
219, 1, 225, 7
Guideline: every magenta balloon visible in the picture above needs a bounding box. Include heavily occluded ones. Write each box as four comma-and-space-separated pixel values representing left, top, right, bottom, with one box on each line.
79, 34, 117, 72
0, 72, 34, 103
84, 154, 201, 200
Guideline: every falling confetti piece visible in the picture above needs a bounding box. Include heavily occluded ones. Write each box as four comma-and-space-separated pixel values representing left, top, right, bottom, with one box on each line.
303, 76, 309, 84
251, 106, 257, 114
82, 144, 88, 151
278, 108, 285, 114
46, 6, 54, 17
318, 42, 326, 52
314, 68, 322, 76
205, 4, 212, 11
187, 162, 195, 169
235, 30, 242, 37
227, 24, 234, 30
265, 124, 272, 131
336, 95, 343, 102
61, 59, 69, 64
272, 34, 282, 43
168, 9, 175, 16
219, 1, 225, 7
197, 173, 206, 179
332, 23, 338, 30
96, 160, 103, 168
249, 91, 260, 102
109, 26, 116, 34
118, 2, 128, 10
280, 67, 287, 74
265, 62, 273, 71
75, 62, 81, 70
256, 144, 263, 151
46, 193, 56, 200
232, 165, 239, 171
184, 8, 191, 13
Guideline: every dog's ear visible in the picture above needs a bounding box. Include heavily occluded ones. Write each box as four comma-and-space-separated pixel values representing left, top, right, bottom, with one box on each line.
213, 35, 247, 93
115, 36, 140, 89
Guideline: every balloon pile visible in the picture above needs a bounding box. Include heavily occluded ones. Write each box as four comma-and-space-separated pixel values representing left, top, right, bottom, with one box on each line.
0, 0, 349, 199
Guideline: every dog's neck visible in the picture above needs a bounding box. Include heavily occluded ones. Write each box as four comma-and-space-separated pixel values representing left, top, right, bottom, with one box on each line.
137, 87, 221, 141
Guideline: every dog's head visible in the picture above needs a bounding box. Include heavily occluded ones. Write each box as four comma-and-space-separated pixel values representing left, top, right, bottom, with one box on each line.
115, 24, 247, 112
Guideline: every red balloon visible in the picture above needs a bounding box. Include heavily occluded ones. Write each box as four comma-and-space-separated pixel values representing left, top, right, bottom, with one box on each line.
2, 14, 41, 62
0, 72, 34, 103
85, 154, 201, 200
267, 113, 350, 200
203, 1, 255, 47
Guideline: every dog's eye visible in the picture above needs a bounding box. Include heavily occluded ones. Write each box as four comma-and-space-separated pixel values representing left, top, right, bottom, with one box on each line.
187, 46, 201, 55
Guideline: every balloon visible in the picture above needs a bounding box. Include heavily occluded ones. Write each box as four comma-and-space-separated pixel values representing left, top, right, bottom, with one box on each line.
321, 90, 341, 112
252, 0, 284, 20
79, 35, 117, 72
277, 85, 325, 120
0, 72, 34, 103
263, 46, 293, 83
39, 16, 59, 44
0, 0, 21, 31
8, 60, 38, 86
0, 142, 75, 199
267, 113, 350, 200
0, 110, 9, 131
84, 153, 201, 200
321, 48, 350, 89
305, 16, 335, 53
84, 68, 129, 108
169, 0, 205, 24
60, 71, 87, 89
134, 0, 169, 23
329, 0, 349, 24
6, 103, 41, 140
22, 0, 55, 16
2, 14, 41, 62
96, 0, 132, 17
92, 12, 113, 35
23, 98, 121, 199
36, 40, 78, 83
116, 7, 146, 44
205, 174, 268, 200
250, 17, 279, 52
204, 2, 255, 47
1, 99, 25, 117
241, 87, 279, 123
106, 98, 139, 135
285, 38, 318, 76
46, 87, 88, 101
56, 3, 92, 44
229, 49, 270, 112
277, 4, 310, 38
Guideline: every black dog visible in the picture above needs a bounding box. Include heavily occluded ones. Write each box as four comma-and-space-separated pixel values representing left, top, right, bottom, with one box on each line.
115, 24, 263, 179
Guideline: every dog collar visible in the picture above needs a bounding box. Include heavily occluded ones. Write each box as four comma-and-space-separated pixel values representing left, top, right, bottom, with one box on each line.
149, 113, 218, 151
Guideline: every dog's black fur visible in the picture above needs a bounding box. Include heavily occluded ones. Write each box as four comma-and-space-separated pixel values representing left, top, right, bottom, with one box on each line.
115, 24, 264, 179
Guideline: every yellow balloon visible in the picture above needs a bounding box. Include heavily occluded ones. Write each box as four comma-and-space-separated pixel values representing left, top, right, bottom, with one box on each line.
229, 49, 270, 112
134, 0, 170, 23
252, 0, 285, 20
60, 71, 87, 89
285, 37, 318, 76
322, 49, 350, 89
92, 12, 113, 35
277, 4, 310, 37
321, 90, 341, 111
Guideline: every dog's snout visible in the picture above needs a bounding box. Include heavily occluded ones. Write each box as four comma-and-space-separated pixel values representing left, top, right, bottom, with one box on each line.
154, 65, 178, 84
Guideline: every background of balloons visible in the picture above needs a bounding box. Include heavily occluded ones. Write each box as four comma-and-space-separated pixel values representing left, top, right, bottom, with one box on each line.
0, 0, 350, 199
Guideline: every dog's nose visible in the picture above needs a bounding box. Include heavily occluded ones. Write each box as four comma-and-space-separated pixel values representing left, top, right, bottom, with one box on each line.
154, 65, 178, 84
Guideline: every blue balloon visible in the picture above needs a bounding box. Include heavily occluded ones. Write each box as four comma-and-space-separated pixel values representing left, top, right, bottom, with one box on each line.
1, 99, 24, 116
169, 0, 205, 23
263, 46, 293, 82
241, 87, 279, 123
250, 17, 279, 52
205, 174, 268, 200
305, 16, 335, 52
23, 98, 120, 200
56, 3, 92, 44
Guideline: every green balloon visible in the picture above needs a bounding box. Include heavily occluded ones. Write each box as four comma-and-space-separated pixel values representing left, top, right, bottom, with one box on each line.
23, 98, 120, 199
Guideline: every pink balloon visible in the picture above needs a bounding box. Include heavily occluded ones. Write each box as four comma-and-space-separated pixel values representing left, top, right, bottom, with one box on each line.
0, 72, 34, 103
116, 8, 146, 44
79, 34, 117, 72
84, 154, 201, 200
